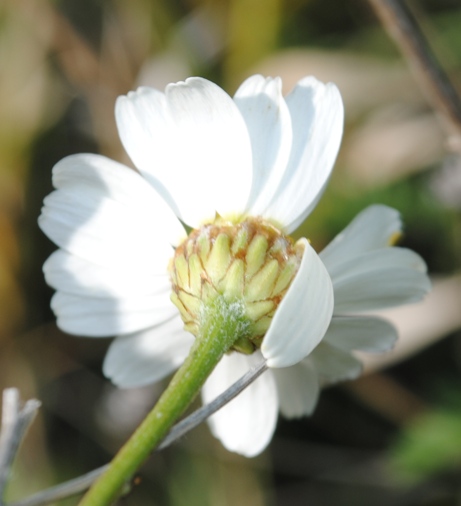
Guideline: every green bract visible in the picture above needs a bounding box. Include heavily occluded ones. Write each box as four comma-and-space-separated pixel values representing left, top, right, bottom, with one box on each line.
169, 217, 303, 354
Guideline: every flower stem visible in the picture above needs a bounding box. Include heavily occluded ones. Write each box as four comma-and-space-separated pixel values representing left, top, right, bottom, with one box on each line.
78, 297, 246, 506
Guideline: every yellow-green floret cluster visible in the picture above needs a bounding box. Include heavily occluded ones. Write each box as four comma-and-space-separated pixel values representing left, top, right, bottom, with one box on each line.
169, 217, 304, 354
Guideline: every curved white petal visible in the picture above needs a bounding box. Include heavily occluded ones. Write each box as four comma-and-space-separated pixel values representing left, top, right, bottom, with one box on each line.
332, 249, 431, 313
51, 289, 178, 336
202, 352, 278, 457
265, 78, 343, 232
116, 78, 253, 226
324, 316, 398, 353
49, 153, 184, 245
310, 342, 362, 385
261, 238, 334, 368
40, 189, 172, 270
39, 155, 181, 269
44, 250, 170, 298
233, 75, 292, 216
320, 205, 402, 270
273, 360, 319, 418
329, 247, 427, 284
103, 317, 194, 388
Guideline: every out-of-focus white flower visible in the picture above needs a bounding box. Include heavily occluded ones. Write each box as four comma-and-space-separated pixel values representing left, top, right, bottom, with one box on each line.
39, 75, 430, 457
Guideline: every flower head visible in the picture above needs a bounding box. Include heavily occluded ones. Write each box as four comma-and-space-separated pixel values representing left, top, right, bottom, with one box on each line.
39, 75, 430, 457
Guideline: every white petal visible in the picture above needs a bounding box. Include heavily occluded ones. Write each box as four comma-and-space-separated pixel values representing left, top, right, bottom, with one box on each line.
265, 78, 343, 232
40, 190, 172, 270
273, 360, 319, 418
116, 78, 253, 226
233, 75, 292, 216
103, 317, 194, 388
324, 316, 398, 353
310, 342, 362, 384
332, 249, 431, 313
50, 153, 184, 245
51, 289, 178, 336
44, 250, 169, 298
320, 205, 402, 270
329, 246, 427, 284
202, 352, 278, 457
39, 155, 182, 269
261, 238, 334, 368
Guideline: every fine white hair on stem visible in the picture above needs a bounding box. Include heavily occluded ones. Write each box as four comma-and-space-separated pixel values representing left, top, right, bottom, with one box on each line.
7, 360, 268, 506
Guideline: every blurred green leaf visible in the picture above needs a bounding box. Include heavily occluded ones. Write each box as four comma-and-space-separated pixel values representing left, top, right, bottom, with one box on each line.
389, 406, 461, 482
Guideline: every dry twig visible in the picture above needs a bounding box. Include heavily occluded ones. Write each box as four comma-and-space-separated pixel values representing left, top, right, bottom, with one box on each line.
368, 0, 461, 152
7, 361, 268, 506
0, 390, 40, 506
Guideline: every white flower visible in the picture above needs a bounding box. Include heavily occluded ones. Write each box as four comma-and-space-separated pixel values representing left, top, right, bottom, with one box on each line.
39, 75, 430, 457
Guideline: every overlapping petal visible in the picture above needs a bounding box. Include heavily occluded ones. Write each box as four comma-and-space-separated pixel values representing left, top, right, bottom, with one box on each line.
309, 341, 363, 385
327, 247, 426, 283
116, 78, 253, 226
332, 248, 430, 313
312, 204, 430, 396
44, 250, 169, 298
202, 352, 278, 457
261, 238, 334, 368
273, 360, 319, 418
103, 317, 194, 388
39, 154, 183, 269
320, 205, 402, 269
324, 316, 398, 353
44, 247, 177, 337
234, 75, 292, 216
51, 290, 177, 336
49, 153, 185, 246
263, 78, 343, 232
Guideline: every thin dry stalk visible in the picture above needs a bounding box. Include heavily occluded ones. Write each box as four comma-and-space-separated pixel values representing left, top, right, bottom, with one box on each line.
368, 0, 461, 152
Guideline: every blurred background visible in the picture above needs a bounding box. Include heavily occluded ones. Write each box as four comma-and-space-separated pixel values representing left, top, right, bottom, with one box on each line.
1, 0, 461, 504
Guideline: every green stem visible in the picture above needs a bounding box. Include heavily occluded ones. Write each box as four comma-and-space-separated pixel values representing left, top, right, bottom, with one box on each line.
78, 297, 245, 506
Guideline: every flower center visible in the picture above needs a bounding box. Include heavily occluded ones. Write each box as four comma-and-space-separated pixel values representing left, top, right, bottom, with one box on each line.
169, 217, 303, 354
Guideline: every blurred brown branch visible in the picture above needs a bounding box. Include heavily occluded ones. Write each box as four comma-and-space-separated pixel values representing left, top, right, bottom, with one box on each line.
368, 0, 461, 153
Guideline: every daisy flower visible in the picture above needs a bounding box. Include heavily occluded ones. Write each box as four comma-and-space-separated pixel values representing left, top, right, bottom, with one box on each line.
39, 75, 430, 458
